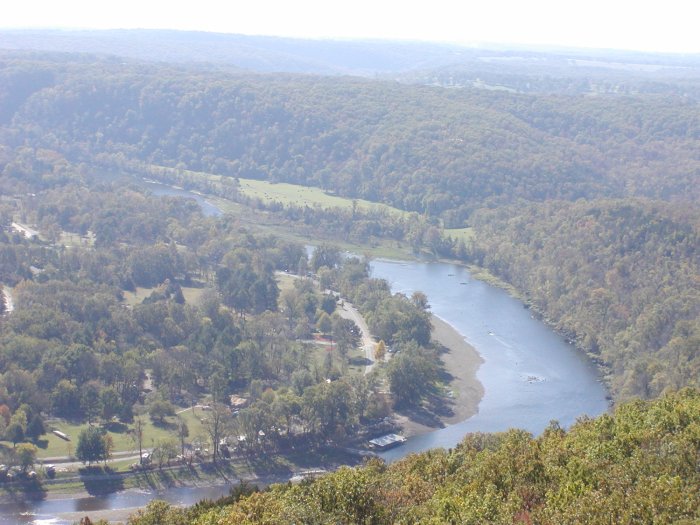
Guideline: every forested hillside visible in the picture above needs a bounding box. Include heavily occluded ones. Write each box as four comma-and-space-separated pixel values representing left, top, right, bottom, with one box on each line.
127, 388, 700, 524
1, 53, 698, 220
0, 50, 698, 400
470, 200, 699, 398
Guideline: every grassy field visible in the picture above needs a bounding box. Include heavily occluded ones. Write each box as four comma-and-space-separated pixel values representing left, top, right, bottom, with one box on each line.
58, 231, 95, 248
1, 409, 209, 460
123, 284, 209, 307
237, 178, 408, 218
275, 272, 299, 295
148, 163, 410, 219
444, 227, 475, 242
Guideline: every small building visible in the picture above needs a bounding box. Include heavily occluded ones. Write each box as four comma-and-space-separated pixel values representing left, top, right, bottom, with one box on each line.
368, 433, 406, 450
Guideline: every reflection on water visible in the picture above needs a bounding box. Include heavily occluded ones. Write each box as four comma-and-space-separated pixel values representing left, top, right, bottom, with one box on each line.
0, 484, 236, 525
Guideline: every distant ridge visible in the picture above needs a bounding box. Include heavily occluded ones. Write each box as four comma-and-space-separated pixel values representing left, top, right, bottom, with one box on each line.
1, 29, 699, 81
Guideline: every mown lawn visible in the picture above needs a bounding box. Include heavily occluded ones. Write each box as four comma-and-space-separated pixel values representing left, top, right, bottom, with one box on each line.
3, 409, 209, 460
123, 284, 209, 307
237, 178, 408, 218
444, 227, 475, 242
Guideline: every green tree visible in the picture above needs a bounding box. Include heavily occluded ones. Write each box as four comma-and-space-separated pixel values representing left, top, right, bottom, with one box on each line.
51, 379, 81, 418
386, 345, 438, 407
175, 417, 189, 456
100, 387, 122, 422
25, 414, 45, 441
310, 244, 341, 272
148, 398, 175, 425
15, 443, 37, 473
316, 312, 333, 335
5, 422, 24, 447
80, 381, 103, 424
75, 426, 108, 465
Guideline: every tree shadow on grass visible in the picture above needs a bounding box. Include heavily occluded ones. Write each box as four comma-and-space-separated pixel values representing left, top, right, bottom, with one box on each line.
238, 454, 293, 479
102, 421, 129, 434
395, 404, 445, 429
78, 466, 124, 496
150, 419, 178, 431
349, 356, 372, 367
33, 438, 49, 450
395, 388, 457, 430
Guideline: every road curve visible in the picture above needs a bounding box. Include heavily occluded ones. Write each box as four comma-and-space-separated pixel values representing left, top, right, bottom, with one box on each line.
337, 300, 377, 374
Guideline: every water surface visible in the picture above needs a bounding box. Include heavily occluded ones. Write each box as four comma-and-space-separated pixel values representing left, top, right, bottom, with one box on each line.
141, 180, 223, 217
369, 259, 608, 461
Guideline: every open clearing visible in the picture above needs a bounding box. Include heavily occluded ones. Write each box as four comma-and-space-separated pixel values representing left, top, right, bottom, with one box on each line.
1, 409, 207, 460
237, 178, 408, 218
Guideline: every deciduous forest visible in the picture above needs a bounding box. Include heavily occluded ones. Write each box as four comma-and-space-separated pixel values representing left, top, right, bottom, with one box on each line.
0, 32, 698, 522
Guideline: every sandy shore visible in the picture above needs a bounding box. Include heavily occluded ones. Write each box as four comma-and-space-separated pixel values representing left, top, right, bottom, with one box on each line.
396, 315, 484, 437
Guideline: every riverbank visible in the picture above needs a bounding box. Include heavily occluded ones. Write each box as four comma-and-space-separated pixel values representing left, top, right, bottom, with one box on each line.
395, 315, 484, 438
0, 448, 362, 524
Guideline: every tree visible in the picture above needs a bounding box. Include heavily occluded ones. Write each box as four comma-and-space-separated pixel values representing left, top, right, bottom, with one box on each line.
374, 340, 386, 362
100, 387, 122, 422
320, 294, 337, 315
175, 417, 189, 456
131, 417, 145, 464
202, 403, 230, 461
25, 414, 45, 441
316, 312, 333, 335
5, 423, 24, 447
332, 315, 360, 362
310, 244, 341, 272
386, 345, 438, 407
76, 426, 108, 465
80, 381, 103, 424
148, 398, 175, 425
152, 439, 178, 468
15, 443, 37, 472
411, 291, 430, 311
51, 380, 80, 418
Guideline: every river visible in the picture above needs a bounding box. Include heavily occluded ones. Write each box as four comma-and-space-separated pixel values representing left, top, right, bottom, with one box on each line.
0, 188, 608, 523
140, 179, 223, 217
369, 259, 609, 461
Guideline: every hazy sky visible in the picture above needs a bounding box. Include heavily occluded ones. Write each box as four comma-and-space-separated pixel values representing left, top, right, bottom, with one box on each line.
2, 0, 700, 54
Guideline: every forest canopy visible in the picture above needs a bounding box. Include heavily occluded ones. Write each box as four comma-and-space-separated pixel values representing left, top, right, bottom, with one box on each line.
0, 50, 698, 403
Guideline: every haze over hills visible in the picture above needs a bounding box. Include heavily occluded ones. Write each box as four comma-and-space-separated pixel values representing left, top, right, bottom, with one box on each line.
2, 28, 700, 96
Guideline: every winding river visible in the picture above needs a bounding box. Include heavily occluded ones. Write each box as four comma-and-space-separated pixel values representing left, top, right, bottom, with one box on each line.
0, 187, 608, 523
369, 259, 609, 461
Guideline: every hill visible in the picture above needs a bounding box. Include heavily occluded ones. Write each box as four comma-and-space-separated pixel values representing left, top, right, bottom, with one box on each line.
0, 50, 698, 400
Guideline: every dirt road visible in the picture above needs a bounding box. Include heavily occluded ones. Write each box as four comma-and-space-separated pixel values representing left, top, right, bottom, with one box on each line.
337, 300, 377, 374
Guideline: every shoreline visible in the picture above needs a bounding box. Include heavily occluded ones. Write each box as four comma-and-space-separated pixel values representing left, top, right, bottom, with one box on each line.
395, 314, 484, 438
